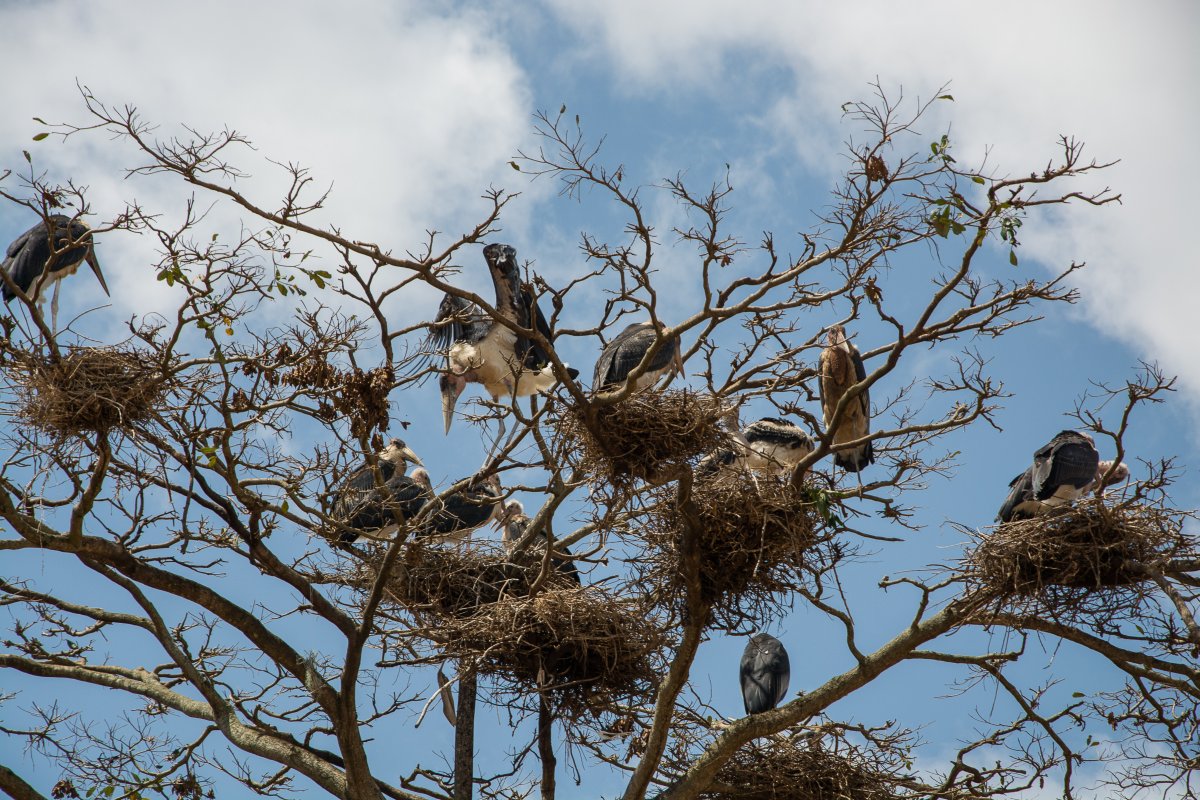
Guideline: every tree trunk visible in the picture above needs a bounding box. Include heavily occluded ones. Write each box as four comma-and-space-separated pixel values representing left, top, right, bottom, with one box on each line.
538, 692, 556, 800
453, 668, 477, 800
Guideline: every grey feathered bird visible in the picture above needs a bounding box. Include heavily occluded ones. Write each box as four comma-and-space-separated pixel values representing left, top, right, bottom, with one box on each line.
2, 214, 109, 329
739, 633, 790, 715
428, 244, 577, 433
331, 439, 427, 544
819, 324, 873, 473
698, 417, 815, 479
996, 430, 1131, 523
592, 321, 684, 392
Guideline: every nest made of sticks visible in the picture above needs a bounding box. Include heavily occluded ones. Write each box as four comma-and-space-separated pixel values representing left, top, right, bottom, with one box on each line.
354, 543, 667, 714
10, 346, 169, 435
639, 473, 823, 630
702, 735, 903, 800
967, 501, 1192, 594
551, 389, 728, 484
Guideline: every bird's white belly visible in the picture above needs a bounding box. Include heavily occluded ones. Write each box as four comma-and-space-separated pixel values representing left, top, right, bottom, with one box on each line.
472, 325, 559, 398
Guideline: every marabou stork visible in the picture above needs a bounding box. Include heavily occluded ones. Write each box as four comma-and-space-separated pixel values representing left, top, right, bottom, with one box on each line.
739, 633, 790, 715
419, 474, 504, 542
996, 430, 1131, 523
331, 439, 427, 544
429, 243, 577, 434
698, 417, 815, 479
818, 324, 874, 473
499, 499, 581, 585
2, 214, 109, 330
592, 321, 684, 392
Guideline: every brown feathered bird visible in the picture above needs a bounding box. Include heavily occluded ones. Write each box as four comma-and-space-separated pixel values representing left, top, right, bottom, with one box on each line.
818, 324, 874, 472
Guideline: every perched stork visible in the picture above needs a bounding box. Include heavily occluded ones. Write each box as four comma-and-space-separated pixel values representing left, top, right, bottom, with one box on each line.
996, 430, 1131, 523
698, 417, 815, 479
2, 214, 109, 330
430, 244, 577, 434
818, 324, 874, 473
418, 474, 504, 542
499, 499, 581, 585
331, 439, 428, 544
592, 321, 684, 392
739, 633, 790, 715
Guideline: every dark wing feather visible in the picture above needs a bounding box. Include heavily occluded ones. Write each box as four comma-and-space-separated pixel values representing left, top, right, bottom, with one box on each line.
2, 221, 51, 300
401, 293, 488, 383
1032, 431, 1098, 500
420, 482, 502, 538
515, 283, 556, 370
332, 462, 434, 540
996, 468, 1034, 523
593, 323, 672, 389
739, 634, 790, 714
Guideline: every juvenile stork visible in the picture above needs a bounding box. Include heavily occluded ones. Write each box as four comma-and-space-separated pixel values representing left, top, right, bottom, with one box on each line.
698, 417, 815, 479
739, 633, 790, 715
2, 214, 109, 330
499, 499, 581, 585
996, 430, 1131, 523
331, 439, 427, 545
818, 324, 874, 473
592, 321, 684, 392
431, 243, 577, 434
419, 474, 504, 542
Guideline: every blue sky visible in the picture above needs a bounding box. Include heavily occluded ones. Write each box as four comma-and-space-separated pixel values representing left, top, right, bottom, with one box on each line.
1, 1, 1197, 797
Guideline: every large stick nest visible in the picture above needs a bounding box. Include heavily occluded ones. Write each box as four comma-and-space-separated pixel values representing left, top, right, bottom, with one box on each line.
704, 739, 902, 800
639, 474, 824, 631
964, 500, 1196, 616
551, 389, 728, 484
8, 346, 170, 435
358, 543, 668, 715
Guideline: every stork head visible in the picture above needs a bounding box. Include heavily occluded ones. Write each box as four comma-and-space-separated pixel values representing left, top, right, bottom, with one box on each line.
497, 499, 528, 544
482, 243, 518, 272
439, 373, 467, 434
378, 438, 423, 470
1097, 460, 1130, 488
826, 323, 848, 350
409, 467, 433, 491
51, 216, 109, 297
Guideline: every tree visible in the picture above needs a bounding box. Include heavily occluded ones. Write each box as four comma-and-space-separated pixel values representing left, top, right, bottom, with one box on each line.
1, 84, 1196, 800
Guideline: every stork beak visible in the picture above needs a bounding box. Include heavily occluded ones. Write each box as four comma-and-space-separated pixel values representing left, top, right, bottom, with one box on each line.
440, 374, 462, 434
672, 340, 686, 378
400, 445, 423, 467
86, 249, 110, 297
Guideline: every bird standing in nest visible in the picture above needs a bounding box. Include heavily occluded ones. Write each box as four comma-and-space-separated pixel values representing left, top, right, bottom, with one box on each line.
996, 430, 1130, 523
698, 417, 815, 481
498, 499, 581, 585
331, 439, 427, 545
818, 324, 874, 474
2, 214, 109, 331
592, 320, 685, 392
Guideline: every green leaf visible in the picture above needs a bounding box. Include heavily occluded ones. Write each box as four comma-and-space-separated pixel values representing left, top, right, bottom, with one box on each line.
1072, 691, 1085, 698
32, 116, 46, 124
31, 132, 49, 141
938, 94, 955, 101
281, 500, 290, 513
22, 150, 31, 163
1009, 249, 1018, 266
971, 175, 985, 185
559, 103, 566, 114
509, 160, 521, 171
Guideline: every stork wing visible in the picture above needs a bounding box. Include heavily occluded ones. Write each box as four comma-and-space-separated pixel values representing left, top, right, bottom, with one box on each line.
996, 468, 1034, 523
514, 283, 556, 370
5, 223, 38, 260
850, 345, 870, 420
739, 636, 791, 714
420, 481, 502, 538
2, 223, 48, 300
1031, 431, 1098, 500
593, 323, 671, 389
400, 293, 488, 384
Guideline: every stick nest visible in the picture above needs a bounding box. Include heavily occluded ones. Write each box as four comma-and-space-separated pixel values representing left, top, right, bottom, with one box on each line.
10, 346, 169, 435
360, 544, 667, 714
704, 737, 902, 800
551, 389, 728, 484
639, 474, 823, 631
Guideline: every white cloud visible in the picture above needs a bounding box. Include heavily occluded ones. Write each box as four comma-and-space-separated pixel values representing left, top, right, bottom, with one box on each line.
0, 0, 540, 327
542, 0, 1200, 402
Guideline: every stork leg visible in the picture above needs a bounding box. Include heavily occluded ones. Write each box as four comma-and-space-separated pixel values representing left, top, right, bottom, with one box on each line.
50, 278, 62, 333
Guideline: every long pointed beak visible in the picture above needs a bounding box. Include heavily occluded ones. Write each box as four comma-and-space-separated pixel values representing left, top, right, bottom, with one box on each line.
441, 385, 458, 434
86, 250, 110, 297
401, 446, 423, 467
672, 340, 686, 378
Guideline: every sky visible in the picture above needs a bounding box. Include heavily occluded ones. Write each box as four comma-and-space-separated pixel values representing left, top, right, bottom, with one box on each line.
1, 1, 1197, 797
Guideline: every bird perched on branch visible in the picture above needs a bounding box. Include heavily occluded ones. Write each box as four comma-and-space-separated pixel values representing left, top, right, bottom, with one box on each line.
425, 243, 577, 434
818, 324, 873, 473
331, 439, 428, 544
498, 499, 581, 585
2, 214, 109, 330
996, 430, 1130, 523
592, 320, 684, 392
739, 633, 790, 715
418, 474, 504, 542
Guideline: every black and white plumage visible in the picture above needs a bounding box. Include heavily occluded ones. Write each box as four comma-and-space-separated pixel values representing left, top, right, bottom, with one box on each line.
332, 439, 427, 543
819, 324, 873, 473
430, 244, 577, 433
2, 214, 109, 329
996, 430, 1130, 523
739, 633, 790, 715
592, 321, 684, 392
698, 417, 815, 479
499, 499, 581, 585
